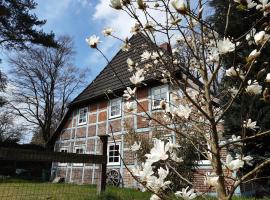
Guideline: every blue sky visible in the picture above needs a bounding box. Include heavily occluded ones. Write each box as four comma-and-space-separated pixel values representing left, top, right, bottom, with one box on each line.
1, 0, 136, 96
34, 0, 119, 92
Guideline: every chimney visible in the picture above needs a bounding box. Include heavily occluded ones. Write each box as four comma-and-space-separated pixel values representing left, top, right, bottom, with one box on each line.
159, 42, 172, 54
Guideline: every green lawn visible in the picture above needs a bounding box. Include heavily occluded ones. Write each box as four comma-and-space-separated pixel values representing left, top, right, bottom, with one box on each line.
0, 180, 268, 200
0, 179, 151, 200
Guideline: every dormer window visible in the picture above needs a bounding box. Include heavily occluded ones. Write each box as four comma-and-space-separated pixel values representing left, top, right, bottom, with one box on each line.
78, 107, 88, 125
151, 85, 169, 110
109, 98, 122, 119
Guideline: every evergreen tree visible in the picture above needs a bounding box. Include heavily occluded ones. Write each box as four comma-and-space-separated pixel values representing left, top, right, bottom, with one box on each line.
0, 0, 57, 49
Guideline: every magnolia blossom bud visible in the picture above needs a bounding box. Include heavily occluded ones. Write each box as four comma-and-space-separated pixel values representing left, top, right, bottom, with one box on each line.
171, 0, 187, 14
137, 0, 146, 10
247, 49, 260, 62
110, 0, 122, 10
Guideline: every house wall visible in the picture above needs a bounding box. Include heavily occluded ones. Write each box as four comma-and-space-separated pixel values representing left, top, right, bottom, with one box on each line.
52, 85, 229, 192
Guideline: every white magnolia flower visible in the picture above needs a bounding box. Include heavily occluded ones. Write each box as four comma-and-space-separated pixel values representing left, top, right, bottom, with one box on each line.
242, 155, 254, 166
247, 49, 260, 61
150, 194, 160, 200
171, 0, 187, 14
133, 162, 154, 182
102, 27, 113, 36
204, 172, 219, 187
256, 0, 270, 16
175, 187, 197, 200
125, 102, 134, 112
130, 141, 141, 151
217, 37, 237, 54
85, 35, 101, 48
247, 0, 258, 8
246, 80, 262, 95
228, 134, 242, 146
265, 73, 270, 82
123, 87, 136, 100
151, 51, 159, 60
226, 154, 244, 171
243, 118, 259, 130
147, 167, 171, 193
130, 69, 145, 85
173, 104, 192, 119
145, 139, 170, 163
110, 0, 122, 9
141, 51, 152, 61
126, 58, 135, 72
226, 67, 239, 77
254, 31, 270, 45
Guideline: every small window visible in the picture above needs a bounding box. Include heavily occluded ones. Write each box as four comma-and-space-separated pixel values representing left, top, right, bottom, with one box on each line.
78, 107, 88, 125
58, 147, 68, 166
73, 146, 85, 166
109, 98, 122, 118
196, 143, 211, 165
107, 143, 121, 165
151, 85, 169, 110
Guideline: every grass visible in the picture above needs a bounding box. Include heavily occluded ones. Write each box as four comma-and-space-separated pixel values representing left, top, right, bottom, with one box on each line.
0, 179, 268, 200
0, 179, 151, 200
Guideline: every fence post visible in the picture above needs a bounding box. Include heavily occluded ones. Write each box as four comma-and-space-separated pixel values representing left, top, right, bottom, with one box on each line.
97, 134, 109, 195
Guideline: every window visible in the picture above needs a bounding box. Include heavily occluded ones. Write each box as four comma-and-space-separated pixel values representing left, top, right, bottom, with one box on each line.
196, 143, 211, 165
151, 85, 169, 110
78, 107, 88, 125
107, 143, 121, 165
73, 146, 85, 166
109, 98, 122, 118
58, 147, 68, 166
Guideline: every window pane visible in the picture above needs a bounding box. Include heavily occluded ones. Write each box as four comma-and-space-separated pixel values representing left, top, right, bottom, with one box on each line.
109, 157, 113, 162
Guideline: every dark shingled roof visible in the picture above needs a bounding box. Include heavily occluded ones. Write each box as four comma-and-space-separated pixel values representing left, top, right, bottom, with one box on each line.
69, 33, 157, 107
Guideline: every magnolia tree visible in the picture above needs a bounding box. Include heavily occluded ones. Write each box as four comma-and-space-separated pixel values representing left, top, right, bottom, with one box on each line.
86, 0, 270, 199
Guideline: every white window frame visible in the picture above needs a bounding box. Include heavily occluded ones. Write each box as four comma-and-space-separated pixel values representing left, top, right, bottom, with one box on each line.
73, 145, 86, 167
151, 85, 169, 110
58, 147, 68, 167
107, 142, 121, 166
109, 98, 122, 119
78, 107, 88, 125
195, 142, 211, 166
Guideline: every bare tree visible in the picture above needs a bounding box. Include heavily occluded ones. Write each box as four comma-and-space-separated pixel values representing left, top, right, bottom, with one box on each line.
8, 36, 86, 148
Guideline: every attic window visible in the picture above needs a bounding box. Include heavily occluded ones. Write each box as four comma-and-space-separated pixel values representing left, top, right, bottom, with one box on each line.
151, 85, 169, 110
78, 107, 88, 125
109, 98, 122, 119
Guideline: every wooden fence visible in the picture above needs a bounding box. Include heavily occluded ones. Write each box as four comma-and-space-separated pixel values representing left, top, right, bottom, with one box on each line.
0, 135, 109, 194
